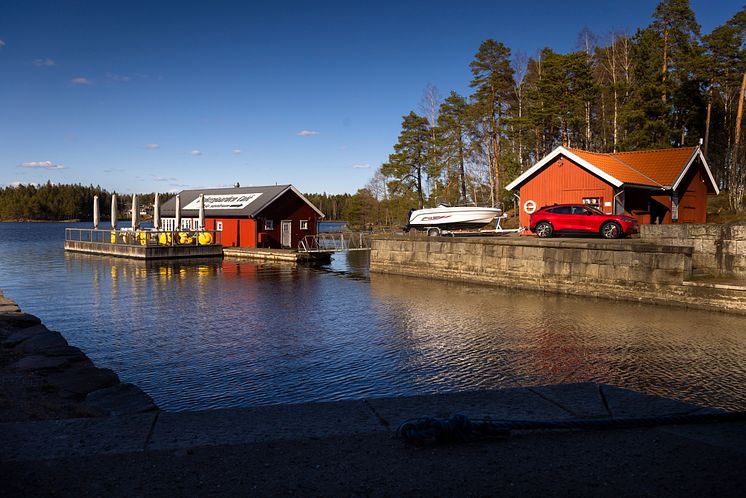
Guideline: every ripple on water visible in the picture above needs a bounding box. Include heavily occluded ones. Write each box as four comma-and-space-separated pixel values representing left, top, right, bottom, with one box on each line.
1, 223, 746, 411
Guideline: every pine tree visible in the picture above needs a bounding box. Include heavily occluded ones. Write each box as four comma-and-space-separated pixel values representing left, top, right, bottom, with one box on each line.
469, 39, 515, 207
381, 112, 432, 209
436, 91, 470, 203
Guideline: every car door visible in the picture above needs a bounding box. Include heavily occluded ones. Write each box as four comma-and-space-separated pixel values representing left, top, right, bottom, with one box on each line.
548, 206, 574, 231
577, 206, 602, 232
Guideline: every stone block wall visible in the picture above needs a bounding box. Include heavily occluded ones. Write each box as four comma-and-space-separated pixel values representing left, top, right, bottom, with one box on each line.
370, 236, 693, 299
640, 224, 746, 278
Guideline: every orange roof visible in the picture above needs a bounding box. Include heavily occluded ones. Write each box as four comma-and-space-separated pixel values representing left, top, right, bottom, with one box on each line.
567, 147, 697, 187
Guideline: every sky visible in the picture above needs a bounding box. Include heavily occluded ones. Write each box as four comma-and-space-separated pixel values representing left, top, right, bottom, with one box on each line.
0, 0, 742, 195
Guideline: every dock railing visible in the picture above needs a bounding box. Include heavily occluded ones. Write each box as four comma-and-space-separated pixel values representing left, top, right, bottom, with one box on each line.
298, 232, 372, 253
65, 228, 222, 247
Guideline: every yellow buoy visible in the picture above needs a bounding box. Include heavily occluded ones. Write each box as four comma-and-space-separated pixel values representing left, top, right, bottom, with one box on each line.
198, 232, 213, 245
110, 231, 117, 244
158, 232, 172, 245
178, 232, 193, 245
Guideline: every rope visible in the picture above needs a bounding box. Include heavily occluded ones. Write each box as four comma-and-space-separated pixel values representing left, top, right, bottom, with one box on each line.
396, 411, 746, 445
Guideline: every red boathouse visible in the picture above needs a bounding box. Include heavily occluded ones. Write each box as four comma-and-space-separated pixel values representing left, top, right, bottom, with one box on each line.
159, 185, 325, 248
505, 145, 719, 228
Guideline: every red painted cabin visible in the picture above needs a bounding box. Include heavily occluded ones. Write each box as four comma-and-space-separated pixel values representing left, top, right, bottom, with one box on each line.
159, 184, 325, 248
506, 146, 719, 229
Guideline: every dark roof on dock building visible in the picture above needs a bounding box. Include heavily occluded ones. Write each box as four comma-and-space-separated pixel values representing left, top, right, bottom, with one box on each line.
160, 185, 325, 218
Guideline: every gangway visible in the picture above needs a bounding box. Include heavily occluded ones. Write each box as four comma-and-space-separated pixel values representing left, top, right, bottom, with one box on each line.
298, 232, 372, 253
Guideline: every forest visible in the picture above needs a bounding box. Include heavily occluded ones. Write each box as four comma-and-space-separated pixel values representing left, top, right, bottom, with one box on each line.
0, 182, 170, 222
337, 0, 746, 228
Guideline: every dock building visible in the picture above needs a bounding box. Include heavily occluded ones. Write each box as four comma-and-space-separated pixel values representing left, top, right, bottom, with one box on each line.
506, 145, 719, 228
159, 185, 325, 249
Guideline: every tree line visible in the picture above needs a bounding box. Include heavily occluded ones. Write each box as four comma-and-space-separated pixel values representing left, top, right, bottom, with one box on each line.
0, 182, 172, 221
344, 0, 746, 228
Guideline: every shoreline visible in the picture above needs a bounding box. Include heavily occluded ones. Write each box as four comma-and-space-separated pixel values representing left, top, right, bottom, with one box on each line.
0, 290, 157, 422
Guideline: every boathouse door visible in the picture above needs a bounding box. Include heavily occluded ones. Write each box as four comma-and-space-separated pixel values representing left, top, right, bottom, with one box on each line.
281, 220, 292, 248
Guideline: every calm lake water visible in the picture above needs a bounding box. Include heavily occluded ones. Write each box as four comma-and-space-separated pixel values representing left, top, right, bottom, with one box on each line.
2, 222, 746, 411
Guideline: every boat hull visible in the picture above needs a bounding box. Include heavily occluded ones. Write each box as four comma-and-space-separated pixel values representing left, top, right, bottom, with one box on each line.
407, 207, 501, 231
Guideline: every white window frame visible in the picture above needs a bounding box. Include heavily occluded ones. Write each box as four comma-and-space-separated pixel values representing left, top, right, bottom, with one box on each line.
264, 219, 274, 230
300, 219, 308, 230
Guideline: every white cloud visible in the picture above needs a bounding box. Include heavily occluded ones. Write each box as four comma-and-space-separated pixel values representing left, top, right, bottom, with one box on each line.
145, 143, 160, 150
107, 73, 131, 82
153, 175, 177, 182
352, 163, 370, 169
0, 40, 5, 49
32, 58, 56, 67
232, 148, 241, 155
190, 149, 202, 156
20, 161, 65, 170
71, 77, 93, 86
297, 130, 320, 137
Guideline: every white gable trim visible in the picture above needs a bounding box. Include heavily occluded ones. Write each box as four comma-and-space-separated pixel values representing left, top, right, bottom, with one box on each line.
290, 185, 326, 218
254, 185, 326, 218
672, 148, 720, 195
505, 146, 623, 191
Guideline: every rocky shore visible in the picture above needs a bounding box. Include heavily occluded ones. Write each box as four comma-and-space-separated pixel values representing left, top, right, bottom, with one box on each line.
0, 290, 157, 422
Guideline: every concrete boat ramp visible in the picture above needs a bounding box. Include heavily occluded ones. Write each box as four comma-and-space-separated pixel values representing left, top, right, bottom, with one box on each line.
3, 382, 746, 497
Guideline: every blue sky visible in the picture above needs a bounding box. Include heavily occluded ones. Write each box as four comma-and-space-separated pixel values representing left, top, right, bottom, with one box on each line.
0, 0, 741, 195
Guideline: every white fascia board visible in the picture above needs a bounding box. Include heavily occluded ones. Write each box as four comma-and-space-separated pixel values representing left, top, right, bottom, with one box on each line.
672, 148, 720, 195
254, 185, 326, 218
290, 185, 326, 218
505, 146, 623, 191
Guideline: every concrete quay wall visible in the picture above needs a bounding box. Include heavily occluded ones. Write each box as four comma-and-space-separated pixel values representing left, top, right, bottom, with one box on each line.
641, 223, 746, 278
370, 235, 746, 313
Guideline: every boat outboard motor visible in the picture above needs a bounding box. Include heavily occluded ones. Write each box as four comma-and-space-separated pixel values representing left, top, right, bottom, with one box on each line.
404, 208, 415, 232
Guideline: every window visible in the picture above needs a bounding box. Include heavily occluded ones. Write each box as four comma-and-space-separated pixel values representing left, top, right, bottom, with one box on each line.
548, 206, 573, 214
582, 197, 602, 209
300, 219, 308, 230
216, 221, 223, 232
264, 219, 274, 230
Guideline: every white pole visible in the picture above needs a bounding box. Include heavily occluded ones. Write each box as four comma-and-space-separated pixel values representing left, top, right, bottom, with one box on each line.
175, 194, 181, 230
198, 193, 205, 230
153, 192, 161, 230
93, 195, 99, 229
111, 194, 118, 229
131, 193, 139, 230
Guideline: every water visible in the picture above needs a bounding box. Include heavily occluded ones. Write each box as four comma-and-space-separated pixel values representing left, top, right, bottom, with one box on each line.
1, 222, 746, 411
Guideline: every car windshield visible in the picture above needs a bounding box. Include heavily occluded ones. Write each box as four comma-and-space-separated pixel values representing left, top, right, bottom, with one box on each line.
585, 206, 604, 215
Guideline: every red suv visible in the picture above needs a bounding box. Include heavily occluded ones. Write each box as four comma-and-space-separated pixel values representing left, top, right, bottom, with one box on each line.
529, 204, 638, 239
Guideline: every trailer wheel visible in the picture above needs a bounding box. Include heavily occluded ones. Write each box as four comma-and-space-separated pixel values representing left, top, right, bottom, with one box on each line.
427, 227, 440, 237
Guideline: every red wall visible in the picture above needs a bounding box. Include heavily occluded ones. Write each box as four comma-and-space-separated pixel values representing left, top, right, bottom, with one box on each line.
517, 156, 614, 227
256, 191, 319, 248
677, 165, 709, 224
202, 191, 320, 248
206, 218, 257, 247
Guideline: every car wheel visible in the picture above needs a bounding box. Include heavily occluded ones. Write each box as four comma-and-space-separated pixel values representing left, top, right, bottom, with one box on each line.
535, 222, 553, 238
427, 227, 440, 237
601, 222, 621, 239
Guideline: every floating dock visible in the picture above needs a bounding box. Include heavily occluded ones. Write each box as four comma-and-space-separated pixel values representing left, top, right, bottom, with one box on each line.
223, 246, 332, 263
64, 228, 223, 260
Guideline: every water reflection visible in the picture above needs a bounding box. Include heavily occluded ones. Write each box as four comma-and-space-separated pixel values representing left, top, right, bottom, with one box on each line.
1, 223, 745, 412
369, 273, 746, 410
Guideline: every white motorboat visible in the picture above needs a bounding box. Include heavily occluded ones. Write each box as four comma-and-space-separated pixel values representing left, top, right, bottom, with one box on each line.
406, 204, 502, 232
